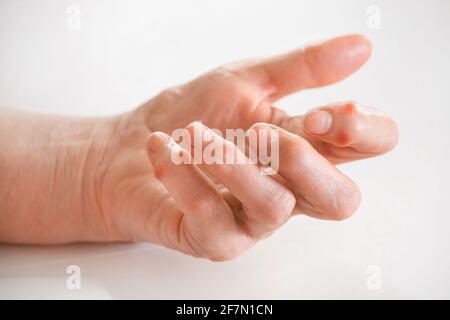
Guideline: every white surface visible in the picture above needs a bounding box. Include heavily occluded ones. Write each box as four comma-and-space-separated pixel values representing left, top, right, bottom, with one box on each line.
1, 0, 450, 299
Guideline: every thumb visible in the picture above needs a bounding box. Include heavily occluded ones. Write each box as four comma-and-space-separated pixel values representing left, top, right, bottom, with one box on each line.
235, 34, 372, 101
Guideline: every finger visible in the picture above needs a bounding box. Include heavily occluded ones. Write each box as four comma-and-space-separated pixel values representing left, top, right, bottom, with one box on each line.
249, 123, 361, 220
236, 34, 371, 101
282, 102, 398, 163
185, 122, 296, 239
146, 131, 249, 260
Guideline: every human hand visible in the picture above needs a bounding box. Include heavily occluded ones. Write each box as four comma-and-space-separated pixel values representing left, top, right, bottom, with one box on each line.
0, 35, 397, 260
96, 34, 397, 260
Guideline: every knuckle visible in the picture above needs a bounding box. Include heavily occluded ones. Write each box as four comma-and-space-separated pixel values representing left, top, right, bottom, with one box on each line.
336, 102, 361, 147
263, 206, 289, 227
262, 191, 296, 226
152, 163, 169, 180
279, 190, 297, 214
342, 101, 359, 115
336, 123, 360, 147
212, 68, 260, 114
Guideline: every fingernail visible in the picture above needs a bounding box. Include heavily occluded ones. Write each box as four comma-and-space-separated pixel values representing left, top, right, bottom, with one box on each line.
148, 132, 169, 152
304, 110, 333, 135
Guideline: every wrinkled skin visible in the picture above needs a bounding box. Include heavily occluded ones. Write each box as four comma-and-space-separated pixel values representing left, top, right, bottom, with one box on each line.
0, 35, 397, 261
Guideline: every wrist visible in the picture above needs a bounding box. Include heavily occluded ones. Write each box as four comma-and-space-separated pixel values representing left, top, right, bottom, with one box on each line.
0, 110, 128, 243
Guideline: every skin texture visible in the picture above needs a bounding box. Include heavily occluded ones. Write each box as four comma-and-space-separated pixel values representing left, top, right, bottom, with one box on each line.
0, 35, 398, 261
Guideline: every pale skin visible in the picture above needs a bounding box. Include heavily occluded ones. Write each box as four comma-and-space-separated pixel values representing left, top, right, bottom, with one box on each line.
0, 35, 398, 261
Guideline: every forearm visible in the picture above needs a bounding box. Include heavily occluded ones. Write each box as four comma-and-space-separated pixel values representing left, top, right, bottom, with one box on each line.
0, 108, 118, 243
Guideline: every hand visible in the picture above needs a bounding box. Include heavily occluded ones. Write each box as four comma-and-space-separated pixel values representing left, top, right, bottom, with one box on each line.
0, 35, 397, 261
97, 34, 397, 260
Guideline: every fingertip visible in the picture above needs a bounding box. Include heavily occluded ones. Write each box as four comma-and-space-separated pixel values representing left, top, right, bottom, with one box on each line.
345, 33, 372, 63
334, 34, 372, 55
333, 182, 361, 221
341, 33, 372, 47
320, 34, 372, 81
147, 131, 169, 153
385, 117, 399, 153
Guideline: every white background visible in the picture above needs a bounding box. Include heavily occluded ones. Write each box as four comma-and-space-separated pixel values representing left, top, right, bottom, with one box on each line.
0, 0, 449, 299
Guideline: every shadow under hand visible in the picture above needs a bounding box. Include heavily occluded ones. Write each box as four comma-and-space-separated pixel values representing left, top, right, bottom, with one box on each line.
0, 242, 272, 299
